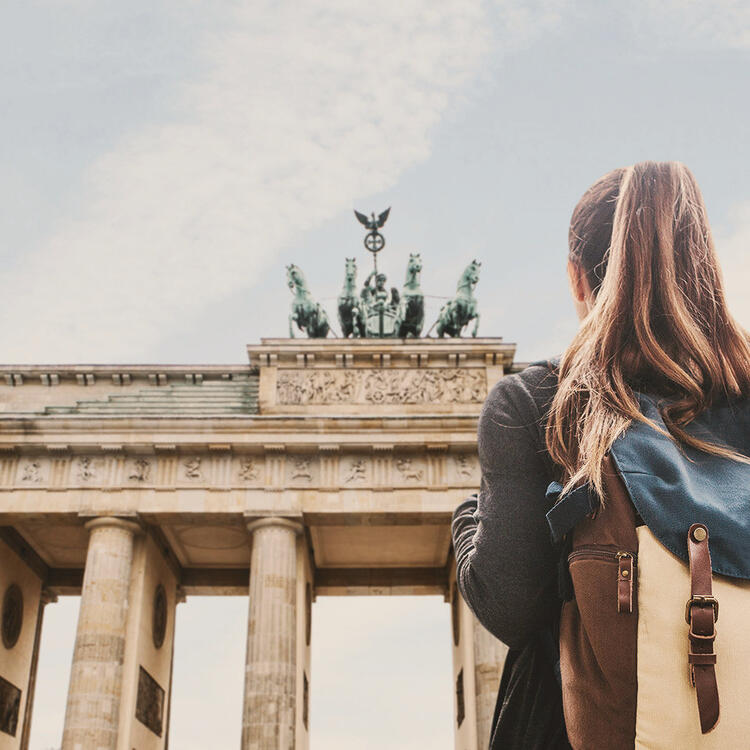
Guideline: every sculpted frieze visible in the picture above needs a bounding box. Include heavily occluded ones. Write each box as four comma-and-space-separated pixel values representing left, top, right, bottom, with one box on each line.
276, 368, 486, 405
1, 450, 479, 490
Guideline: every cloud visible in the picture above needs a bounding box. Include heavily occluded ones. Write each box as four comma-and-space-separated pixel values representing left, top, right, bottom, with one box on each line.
0, 1, 491, 362
626, 0, 750, 50
492, 0, 569, 50
492, 0, 750, 52
716, 201, 750, 329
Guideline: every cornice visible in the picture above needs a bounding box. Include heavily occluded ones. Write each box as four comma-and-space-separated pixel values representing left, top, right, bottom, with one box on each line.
248, 335, 516, 369
0, 364, 256, 388
0, 411, 480, 434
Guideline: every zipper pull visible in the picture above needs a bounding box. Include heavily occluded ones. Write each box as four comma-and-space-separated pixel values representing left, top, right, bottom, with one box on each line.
616, 552, 634, 613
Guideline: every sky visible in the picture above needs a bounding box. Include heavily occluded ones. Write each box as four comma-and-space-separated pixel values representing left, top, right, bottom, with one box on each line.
2, 1, 748, 748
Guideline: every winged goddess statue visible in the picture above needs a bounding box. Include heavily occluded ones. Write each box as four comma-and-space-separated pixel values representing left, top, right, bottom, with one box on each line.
354, 207, 391, 260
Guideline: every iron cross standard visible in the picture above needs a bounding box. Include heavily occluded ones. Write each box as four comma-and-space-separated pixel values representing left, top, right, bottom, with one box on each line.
354, 207, 390, 273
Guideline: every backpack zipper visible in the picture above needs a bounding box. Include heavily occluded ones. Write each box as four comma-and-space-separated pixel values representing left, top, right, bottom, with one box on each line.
567, 546, 637, 614
567, 546, 636, 563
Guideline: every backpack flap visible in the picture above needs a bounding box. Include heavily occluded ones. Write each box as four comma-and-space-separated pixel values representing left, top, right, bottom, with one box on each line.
609, 394, 750, 579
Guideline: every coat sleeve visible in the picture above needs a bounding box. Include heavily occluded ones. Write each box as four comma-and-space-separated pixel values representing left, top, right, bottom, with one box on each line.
451, 371, 559, 650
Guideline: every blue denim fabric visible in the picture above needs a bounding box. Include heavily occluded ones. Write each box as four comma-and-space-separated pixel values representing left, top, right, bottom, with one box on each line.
610, 394, 750, 580
545, 482, 597, 544
544, 396, 749, 579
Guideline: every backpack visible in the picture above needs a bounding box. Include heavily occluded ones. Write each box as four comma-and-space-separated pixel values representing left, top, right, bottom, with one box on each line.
545, 393, 750, 749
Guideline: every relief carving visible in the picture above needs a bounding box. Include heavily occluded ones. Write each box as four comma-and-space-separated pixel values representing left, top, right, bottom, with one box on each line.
77, 457, 95, 482
0, 675, 20, 737
364, 369, 484, 405
129, 459, 151, 482
455, 455, 475, 479
135, 666, 165, 737
6, 448, 477, 491
152, 584, 167, 650
277, 368, 485, 405
343, 459, 367, 484
395, 458, 423, 482
21, 461, 42, 483
2, 584, 23, 649
290, 457, 313, 482
238, 458, 260, 482
278, 370, 357, 405
183, 457, 202, 480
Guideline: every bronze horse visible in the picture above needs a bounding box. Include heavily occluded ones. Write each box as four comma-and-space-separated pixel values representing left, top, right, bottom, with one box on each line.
337, 257, 364, 338
434, 260, 481, 337
398, 253, 424, 338
287, 264, 330, 338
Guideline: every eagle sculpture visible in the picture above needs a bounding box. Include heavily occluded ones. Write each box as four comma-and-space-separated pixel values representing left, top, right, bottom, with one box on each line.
354, 207, 391, 231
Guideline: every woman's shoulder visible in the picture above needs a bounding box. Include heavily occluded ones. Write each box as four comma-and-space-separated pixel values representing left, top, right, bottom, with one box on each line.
478, 358, 560, 480
484, 357, 559, 425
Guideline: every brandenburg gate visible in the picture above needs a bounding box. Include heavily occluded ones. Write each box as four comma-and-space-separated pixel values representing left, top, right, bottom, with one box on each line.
0, 336, 517, 749
1, 213, 516, 748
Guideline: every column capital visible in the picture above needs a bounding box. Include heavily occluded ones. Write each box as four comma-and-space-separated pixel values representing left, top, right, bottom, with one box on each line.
83, 516, 143, 536
246, 516, 304, 536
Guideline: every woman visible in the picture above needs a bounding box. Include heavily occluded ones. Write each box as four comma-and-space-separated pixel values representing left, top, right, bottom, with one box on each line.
452, 161, 750, 748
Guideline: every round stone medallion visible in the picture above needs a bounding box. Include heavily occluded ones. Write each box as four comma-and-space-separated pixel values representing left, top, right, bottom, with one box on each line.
2, 584, 23, 649
451, 582, 460, 646
152, 584, 167, 649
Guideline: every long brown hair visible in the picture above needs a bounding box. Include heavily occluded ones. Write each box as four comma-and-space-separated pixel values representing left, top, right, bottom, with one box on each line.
547, 161, 750, 497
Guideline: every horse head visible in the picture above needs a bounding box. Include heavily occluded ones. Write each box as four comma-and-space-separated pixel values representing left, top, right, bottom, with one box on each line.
344, 257, 357, 284
460, 259, 481, 289
287, 264, 307, 294
286, 263, 305, 290
404, 253, 423, 289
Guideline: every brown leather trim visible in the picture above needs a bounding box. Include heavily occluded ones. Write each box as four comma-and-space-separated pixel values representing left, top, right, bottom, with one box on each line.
617, 553, 634, 613
560, 458, 639, 750
686, 523, 720, 734
688, 652, 717, 666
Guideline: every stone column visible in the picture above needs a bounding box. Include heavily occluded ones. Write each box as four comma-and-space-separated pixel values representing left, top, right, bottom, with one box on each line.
20, 589, 57, 750
62, 517, 141, 750
242, 517, 303, 750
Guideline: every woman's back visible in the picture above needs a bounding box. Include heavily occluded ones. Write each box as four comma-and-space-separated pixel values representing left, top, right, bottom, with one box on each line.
452, 161, 750, 749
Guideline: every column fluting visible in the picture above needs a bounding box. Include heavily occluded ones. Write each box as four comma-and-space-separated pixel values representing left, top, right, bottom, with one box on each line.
61, 517, 141, 750
242, 517, 303, 750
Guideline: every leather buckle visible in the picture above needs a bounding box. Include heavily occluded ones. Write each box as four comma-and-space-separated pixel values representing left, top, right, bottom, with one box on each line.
688, 623, 717, 641
684, 595, 719, 624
